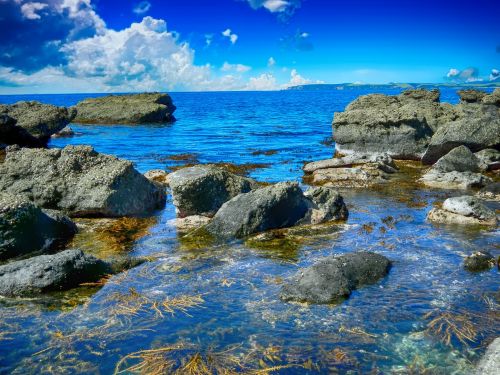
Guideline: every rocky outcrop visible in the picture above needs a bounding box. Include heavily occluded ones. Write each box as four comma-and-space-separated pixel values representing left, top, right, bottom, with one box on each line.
422, 89, 500, 164
73, 93, 176, 124
0, 145, 165, 217
0, 193, 77, 261
0, 249, 110, 297
168, 165, 257, 217
420, 146, 492, 189
0, 101, 75, 147
427, 196, 497, 226
475, 337, 500, 375
464, 251, 495, 272
475, 149, 500, 171
280, 252, 391, 304
332, 89, 456, 160
299, 186, 348, 224
303, 153, 398, 188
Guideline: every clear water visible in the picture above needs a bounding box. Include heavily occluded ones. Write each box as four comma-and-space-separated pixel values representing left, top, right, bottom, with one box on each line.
0, 89, 498, 374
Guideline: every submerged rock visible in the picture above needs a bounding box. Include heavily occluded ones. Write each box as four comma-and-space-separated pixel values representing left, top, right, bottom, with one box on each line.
205, 182, 310, 239
332, 89, 455, 159
475, 337, 500, 375
168, 165, 257, 217
280, 252, 391, 304
464, 251, 495, 272
73, 93, 176, 124
0, 193, 77, 261
427, 196, 497, 226
0, 101, 75, 147
0, 249, 111, 297
0, 145, 165, 217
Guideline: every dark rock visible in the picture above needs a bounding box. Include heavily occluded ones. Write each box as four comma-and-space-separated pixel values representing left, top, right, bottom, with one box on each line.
0, 145, 165, 217
0, 249, 111, 297
168, 165, 257, 217
427, 196, 497, 226
0, 101, 75, 147
280, 252, 391, 304
464, 251, 495, 272
73, 93, 176, 124
205, 182, 310, 239
433, 145, 481, 173
458, 89, 487, 103
0, 193, 76, 261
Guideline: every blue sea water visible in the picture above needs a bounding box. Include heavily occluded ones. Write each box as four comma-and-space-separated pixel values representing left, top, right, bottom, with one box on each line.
0, 89, 498, 374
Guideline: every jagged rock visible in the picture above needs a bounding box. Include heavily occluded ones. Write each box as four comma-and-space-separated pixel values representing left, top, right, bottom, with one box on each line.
458, 89, 487, 103
280, 252, 391, 304
0, 145, 165, 217
73, 93, 176, 124
51, 126, 75, 138
464, 251, 495, 272
144, 169, 170, 186
168, 165, 257, 217
0, 193, 77, 261
475, 149, 500, 171
205, 182, 310, 239
432, 145, 482, 173
427, 196, 497, 226
481, 88, 500, 106
299, 186, 348, 225
477, 182, 500, 201
0, 101, 75, 146
475, 337, 500, 375
332, 89, 457, 160
0, 249, 110, 297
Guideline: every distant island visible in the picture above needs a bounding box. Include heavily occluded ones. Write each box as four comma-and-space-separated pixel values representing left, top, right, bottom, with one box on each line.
286, 82, 500, 91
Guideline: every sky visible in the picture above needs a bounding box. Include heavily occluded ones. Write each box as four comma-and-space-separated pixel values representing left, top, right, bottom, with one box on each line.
0, 0, 499, 93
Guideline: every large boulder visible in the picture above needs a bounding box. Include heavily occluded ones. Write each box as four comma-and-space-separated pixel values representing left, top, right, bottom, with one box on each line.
475, 337, 500, 375
168, 165, 257, 217
0, 249, 111, 297
332, 89, 456, 160
0, 101, 75, 147
73, 93, 176, 124
427, 196, 497, 226
422, 90, 500, 164
280, 252, 391, 304
432, 145, 482, 173
0, 145, 165, 217
0, 193, 76, 261
205, 182, 310, 239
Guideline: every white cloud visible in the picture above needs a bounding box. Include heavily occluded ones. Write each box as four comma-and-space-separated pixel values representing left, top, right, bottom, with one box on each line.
246, 73, 277, 90
490, 69, 499, 81
221, 62, 251, 73
267, 57, 276, 67
133, 1, 151, 15
245, 0, 300, 15
446, 68, 460, 78
20, 2, 48, 20
222, 28, 238, 44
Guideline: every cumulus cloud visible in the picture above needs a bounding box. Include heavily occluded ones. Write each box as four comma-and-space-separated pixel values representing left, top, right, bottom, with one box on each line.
222, 28, 238, 44
490, 69, 499, 81
133, 1, 151, 15
246, 73, 277, 90
244, 0, 301, 17
221, 62, 251, 73
445, 67, 483, 82
267, 57, 276, 67
21, 2, 48, 20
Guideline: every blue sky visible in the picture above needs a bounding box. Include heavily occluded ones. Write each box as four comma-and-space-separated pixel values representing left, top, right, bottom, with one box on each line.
0, 0, 499, 93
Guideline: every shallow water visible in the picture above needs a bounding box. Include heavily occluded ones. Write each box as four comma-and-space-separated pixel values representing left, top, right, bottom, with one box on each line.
0, 89, 498, 374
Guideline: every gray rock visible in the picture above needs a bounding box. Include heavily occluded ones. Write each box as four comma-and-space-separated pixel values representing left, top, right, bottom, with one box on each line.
144, 169, 170, 186
477, 182, 500, 201
280, 252, 391, 304
475, 149, 500, 171
168, 215, 211, 232
300, 186, 348, 225
475, 337, 500, 375
0, 249, 110, 297
205, 182, 310, 239
310, 165, 393, 188
73, 93, 176, 124
332, 89, 456, 160
0, 101, 75, 146
0, 193, 76, 261
464, 251, 495, 272
458, 89, 487, 103
420, 170, 491, 189
303, 152, 397, 173
481, 88, 500, 106
0, 145, 165, 217
433, 145, 482, 173
51, 126, 75, 138
427, 196, 497, 226
168, 165, 257, 217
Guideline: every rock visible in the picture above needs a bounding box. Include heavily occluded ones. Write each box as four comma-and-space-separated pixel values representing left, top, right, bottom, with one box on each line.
300, 186, 348, 225
433, 145, 482, 173
420, 170, 491, 189
310, 165, 393, 188
0, 249, 110, 297
0, 145, 165, 217
477, 182, 500, 201
51, 126, 75, 138
427, 196, 497, 226
0, 193, 76, 261
332, 89, 456, 160
0, 101, 75, 147
303, 152, 398, 173
280, 252, 391, 304
475, 337, 500, 375
168, 165, 257, 217
144, 169, 170, 186
464, 251, 495, 272
481, 88, 500, 106
475, 149, 500, 171
458, 89, 487, 103
73, 93, 176, 124
205, 182, 310, 239
168, 215, 211, 232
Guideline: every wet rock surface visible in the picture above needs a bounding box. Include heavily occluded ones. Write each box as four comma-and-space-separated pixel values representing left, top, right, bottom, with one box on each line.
0, 145, 165, 217
73, 93, 176, 124
427, 196, 497, 226
0, 101, 75, 147
464, 251, 495, 272
280, 251, 391, 304
0, 249, 111, 297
